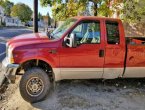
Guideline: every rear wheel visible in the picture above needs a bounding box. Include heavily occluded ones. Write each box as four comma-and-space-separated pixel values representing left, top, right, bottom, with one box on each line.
19, 68, 51, 103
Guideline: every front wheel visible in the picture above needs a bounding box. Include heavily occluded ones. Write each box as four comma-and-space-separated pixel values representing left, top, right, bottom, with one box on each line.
19, 68, 51, 103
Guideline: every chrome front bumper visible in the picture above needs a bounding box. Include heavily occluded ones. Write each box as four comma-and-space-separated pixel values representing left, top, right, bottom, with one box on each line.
2, 58, 19, 83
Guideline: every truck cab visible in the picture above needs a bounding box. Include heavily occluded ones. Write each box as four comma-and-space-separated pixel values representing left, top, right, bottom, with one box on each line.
57, 17, 125, 80
2, 16, 141, 103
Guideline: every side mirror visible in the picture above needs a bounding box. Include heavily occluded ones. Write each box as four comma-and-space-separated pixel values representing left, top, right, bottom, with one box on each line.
64, 33, 77, 48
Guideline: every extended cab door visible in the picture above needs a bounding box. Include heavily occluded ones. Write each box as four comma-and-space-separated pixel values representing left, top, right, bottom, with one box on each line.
103, 20, 126, 79
59, 19, 105, 79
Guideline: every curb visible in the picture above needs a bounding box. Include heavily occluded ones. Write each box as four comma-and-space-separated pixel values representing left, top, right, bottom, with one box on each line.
0, 26, 27, 30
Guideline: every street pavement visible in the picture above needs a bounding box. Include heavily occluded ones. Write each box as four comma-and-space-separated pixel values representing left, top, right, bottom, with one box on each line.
0, 27, 33, 38
0, 43, 5, 61
0, 27, 33, 62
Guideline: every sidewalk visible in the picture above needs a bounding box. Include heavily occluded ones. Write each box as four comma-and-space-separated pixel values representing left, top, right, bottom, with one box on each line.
0, 37, 8, 42
27, 27, 45, 32
0, 26, 26, 30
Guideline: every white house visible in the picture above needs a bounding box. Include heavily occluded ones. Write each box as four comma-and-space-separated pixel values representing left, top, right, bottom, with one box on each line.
0, 5, 24, 26
4, 16, 24, 26
0, 6, 5, 26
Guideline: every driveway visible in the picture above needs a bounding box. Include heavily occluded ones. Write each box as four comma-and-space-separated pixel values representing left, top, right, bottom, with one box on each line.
1, 79, 145, 110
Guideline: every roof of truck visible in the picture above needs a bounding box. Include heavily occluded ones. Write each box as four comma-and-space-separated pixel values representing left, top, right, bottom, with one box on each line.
73, 16, 121, 21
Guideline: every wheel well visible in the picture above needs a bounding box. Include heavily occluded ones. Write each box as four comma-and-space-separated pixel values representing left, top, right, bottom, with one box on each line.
17, 59, 54, 81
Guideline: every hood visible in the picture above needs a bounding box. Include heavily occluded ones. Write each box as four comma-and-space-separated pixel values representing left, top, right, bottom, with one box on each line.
7, 33, 57, 49
8, 33, 48, 44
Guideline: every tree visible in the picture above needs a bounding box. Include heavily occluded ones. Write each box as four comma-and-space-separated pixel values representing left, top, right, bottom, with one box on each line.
40, 0, 86, 20
40, 0, 125, 20
40, 0, 52, 6
123, 0, 145, 23
39, 0, 118, 16
38, 12, 43, 20
11, 3, 32, 22
97, 0, 124, 17
0, 0, 14, 16
47, 12, 51, 26
0, 0, 4, 5
40, 0, 143, 23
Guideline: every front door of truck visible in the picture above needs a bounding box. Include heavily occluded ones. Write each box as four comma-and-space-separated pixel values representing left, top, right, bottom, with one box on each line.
59, 20, 105, 79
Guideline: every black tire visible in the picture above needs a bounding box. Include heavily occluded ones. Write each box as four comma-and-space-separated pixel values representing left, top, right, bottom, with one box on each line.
19, 68, 51, 103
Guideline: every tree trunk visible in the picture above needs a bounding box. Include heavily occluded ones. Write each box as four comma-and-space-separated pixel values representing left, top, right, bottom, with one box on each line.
94, 2, 98, 16
54, 20, 57, 28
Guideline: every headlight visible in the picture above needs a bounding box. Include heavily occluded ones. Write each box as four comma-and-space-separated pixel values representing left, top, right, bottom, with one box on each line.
6, 44, 14, 64
6, 43, 8, 57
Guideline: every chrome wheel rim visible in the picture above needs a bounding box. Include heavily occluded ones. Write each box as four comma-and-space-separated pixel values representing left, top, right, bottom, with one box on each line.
26, 77, 44, 97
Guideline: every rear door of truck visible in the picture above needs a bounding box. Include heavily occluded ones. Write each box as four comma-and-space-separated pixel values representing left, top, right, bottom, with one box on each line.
103, 19, 126, 79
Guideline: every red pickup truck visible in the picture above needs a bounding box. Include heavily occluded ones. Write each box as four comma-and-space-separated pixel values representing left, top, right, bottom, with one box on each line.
2, 16, 145, 103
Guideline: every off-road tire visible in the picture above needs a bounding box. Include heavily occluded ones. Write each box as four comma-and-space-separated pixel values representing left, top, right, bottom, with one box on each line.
19, 68, 50, 103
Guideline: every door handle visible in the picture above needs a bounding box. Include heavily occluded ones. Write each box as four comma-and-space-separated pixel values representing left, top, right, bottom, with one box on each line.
99, 49, 104, 57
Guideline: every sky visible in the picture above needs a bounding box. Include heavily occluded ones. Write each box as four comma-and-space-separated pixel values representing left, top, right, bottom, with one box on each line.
11, 0, 52, 17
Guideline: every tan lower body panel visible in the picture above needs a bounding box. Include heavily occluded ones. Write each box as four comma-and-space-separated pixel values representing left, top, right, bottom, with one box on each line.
53, 68, 61, 81
53, 68, 125, 81
123, 67, 145, 78
61, 68, 103, 80
103, 68, 124, 79
53, 68, 103, 81
53, 67, 145, 81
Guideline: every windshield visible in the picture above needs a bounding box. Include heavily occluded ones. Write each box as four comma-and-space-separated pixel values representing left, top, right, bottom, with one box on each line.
51, 18, 77, 39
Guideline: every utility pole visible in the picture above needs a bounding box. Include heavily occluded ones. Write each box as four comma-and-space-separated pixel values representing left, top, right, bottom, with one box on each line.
33, 0, 38, 33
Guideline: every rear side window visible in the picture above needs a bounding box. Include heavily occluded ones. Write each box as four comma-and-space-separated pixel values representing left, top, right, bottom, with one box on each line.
106, 21, 120, 44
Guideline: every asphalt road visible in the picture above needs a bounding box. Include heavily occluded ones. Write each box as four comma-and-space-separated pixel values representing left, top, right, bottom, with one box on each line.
0, 47, 5, 62
0, 27, 33, 62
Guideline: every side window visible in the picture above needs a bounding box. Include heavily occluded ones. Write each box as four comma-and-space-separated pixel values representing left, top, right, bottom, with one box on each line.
106, 21, 120, 44
72, 21, 101, 44
73, 24, 82, 33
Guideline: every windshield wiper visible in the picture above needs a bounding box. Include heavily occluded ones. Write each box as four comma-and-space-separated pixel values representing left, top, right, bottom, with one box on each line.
52, 30, 62, 36
47, 31, 54, 39
47, 30, 62, 39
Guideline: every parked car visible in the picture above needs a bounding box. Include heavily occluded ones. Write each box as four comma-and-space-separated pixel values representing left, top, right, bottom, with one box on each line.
2, 16, 145, 103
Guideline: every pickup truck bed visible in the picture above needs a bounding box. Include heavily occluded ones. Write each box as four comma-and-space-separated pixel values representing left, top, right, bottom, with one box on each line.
124, 37, 145, 77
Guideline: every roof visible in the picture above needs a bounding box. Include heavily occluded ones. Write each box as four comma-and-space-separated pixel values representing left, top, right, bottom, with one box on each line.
72, 16, 121, 21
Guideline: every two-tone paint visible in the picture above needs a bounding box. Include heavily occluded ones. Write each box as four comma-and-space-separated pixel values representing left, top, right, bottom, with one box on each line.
7, 16, 145, 81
